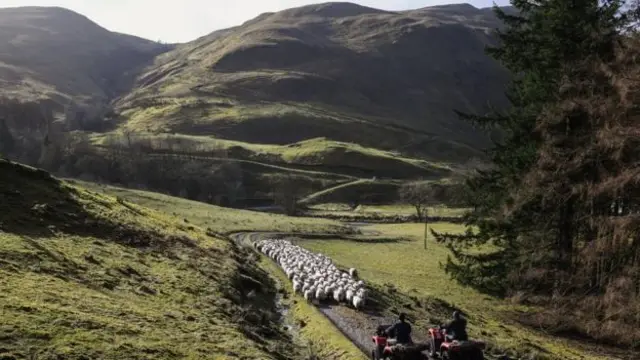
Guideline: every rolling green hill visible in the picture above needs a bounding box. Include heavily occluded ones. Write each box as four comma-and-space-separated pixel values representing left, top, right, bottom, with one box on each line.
0, 6, 171, 130
0, 159, 329, 359
92, 133, 452, 179
115, 2, 511, 162
0, 2, 506, 205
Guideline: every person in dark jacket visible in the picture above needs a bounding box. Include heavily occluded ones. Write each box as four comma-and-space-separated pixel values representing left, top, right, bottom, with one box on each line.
444, 311, 468, 341
386, 313, 413, 344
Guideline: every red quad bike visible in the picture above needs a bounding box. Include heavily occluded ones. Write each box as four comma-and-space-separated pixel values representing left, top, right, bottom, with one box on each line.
427, 325, 485, 360
371, 325, 429, 360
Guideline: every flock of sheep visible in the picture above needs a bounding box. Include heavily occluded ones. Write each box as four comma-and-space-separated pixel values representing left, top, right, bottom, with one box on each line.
254, 238, 368, 310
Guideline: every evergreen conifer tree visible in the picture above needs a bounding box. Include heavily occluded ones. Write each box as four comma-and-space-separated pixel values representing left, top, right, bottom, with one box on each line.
0, 117, 15, 157
432, 0, 627, 296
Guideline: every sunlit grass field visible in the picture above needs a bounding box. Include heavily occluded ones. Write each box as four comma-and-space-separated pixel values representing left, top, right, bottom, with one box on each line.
63, 179, 622, 360
296, 223, 610, 360
71, 180, 348, 235
307, 203, 469, 218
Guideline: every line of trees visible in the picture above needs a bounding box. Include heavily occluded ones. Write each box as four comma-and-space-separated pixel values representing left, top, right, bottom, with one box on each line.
433, 0, 640, 347
398, 180, 466, 221
0, 102, 312, 208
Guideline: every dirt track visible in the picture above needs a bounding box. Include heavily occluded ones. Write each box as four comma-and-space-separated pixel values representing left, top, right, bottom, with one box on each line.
229, 229, 640, 360
229, 230, 436, 359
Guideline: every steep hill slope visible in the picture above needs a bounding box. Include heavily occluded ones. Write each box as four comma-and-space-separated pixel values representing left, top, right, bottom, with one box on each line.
0, 159, 303, 359
0, 6, 171, 127
117, 2, 511, 161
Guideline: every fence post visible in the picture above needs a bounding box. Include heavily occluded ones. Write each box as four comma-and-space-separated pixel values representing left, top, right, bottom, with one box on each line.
423, 208, 429, 250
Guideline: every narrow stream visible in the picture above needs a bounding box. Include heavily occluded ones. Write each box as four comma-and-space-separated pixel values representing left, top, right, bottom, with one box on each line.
272, 271, 301, 341
231, 232, 304, 346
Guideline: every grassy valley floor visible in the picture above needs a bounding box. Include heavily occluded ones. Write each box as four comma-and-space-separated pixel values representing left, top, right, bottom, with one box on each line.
69, 180, 366, 359
60, 180, 634, 360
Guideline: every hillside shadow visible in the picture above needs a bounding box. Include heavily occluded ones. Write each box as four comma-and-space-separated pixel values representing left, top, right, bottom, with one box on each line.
0, 160, 167, 248
294, 233, 411, 244
364, 283, 458, 321
339, 236, 411, 244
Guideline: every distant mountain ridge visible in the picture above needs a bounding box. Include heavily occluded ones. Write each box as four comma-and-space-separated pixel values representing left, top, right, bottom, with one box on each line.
114, 2, 512, 161
0, 6, 171, 116
0, 2, 513, 163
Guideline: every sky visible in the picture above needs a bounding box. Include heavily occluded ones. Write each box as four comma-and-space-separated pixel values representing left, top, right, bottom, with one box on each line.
1, 0, 510, 43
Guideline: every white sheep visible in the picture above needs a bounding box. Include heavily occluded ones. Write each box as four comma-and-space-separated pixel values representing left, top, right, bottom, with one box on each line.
357, 288, 368, 299
353, 295, 365, 309
345, 288, 354, 302
293, 280, 302, 294
253, 238, 369, 309
304, 290, 313, 302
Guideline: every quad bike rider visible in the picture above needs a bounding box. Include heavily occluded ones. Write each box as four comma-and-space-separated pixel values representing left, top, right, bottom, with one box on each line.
444, 311, 468, 342
386, 313, 413, 346
371, 314, 428, 360
427, 311, 485, 360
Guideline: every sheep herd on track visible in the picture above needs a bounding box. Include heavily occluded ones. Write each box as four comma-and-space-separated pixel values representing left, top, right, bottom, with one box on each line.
254, 238, 368, 310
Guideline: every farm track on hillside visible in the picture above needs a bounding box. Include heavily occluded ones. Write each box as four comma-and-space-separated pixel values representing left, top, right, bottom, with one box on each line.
93, 146, 356, 180
230, 231, 391, 358
229, 229, 505, 360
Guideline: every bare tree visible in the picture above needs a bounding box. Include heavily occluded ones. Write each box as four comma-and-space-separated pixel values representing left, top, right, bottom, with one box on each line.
272, 174, 306, 216
122, 128, 134, 149
0, 117, 15, 157
398, 181, 444, 220
37, 104, 65, 171
220, 162, 244, 206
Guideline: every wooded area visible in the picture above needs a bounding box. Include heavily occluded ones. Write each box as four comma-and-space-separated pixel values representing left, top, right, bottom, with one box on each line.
0, 107, 313, 208
433, 0, 640, 347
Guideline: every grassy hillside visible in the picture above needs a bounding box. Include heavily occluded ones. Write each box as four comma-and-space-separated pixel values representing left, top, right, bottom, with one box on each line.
76, 132, 453, 207
115, 2, 510, 162
92, 132, 451, 179
72, 179, 349, 235
298, 179, 402, 205
75, 180, 378, 360
0, 159, 331, 359
80, 179, 633, 360
0, 3, 500, 192
295, 223, 631, 360
0, 6, 170, 128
